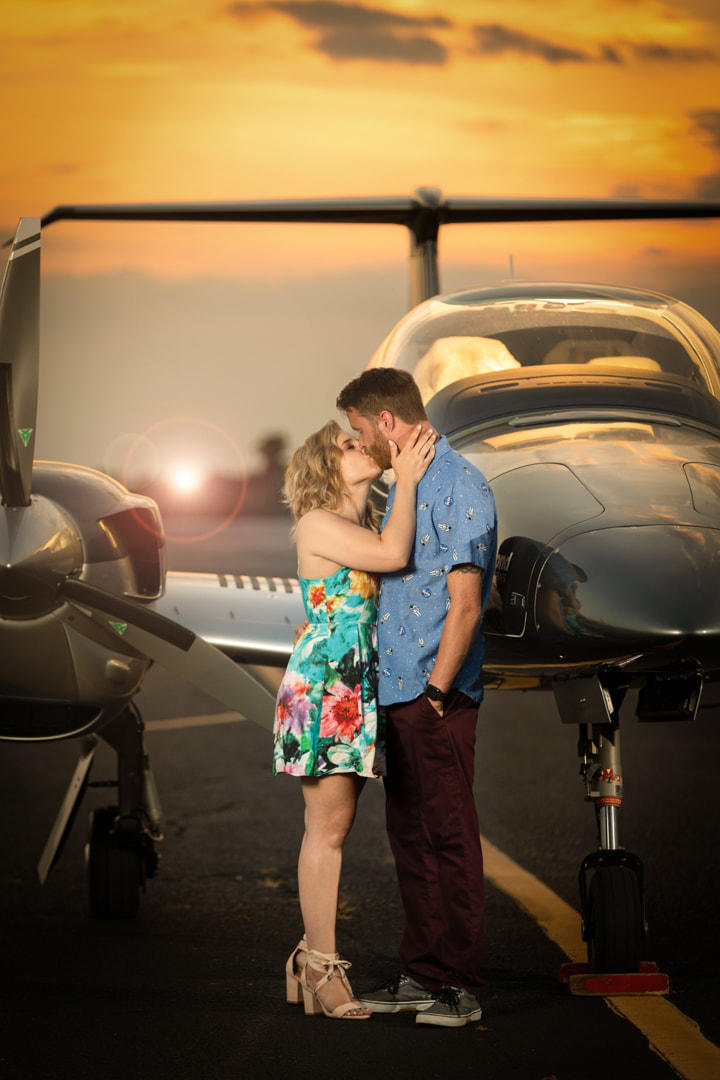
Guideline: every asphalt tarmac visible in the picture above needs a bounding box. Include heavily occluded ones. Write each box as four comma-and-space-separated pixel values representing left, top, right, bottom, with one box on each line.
1, 517, 719, 1080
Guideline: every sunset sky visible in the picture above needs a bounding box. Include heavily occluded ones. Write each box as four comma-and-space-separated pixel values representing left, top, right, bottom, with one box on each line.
2, 0, 720, 479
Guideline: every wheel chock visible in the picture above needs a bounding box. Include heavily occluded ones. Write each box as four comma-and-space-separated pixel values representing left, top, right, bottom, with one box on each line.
559, 961, 669, 996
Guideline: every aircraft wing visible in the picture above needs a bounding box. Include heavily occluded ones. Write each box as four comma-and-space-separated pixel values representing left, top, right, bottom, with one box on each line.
154, 570, 305, 668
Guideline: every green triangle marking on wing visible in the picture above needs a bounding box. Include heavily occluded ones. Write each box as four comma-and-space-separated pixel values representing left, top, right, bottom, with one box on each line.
110, 621, 128, 636
18, 428, 33, 447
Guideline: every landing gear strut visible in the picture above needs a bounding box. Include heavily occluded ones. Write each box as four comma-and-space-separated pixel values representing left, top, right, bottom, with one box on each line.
554, 679, 645, 973
38, 703, 162, 917
86, 705, 162, 918
577, 706, 646, 972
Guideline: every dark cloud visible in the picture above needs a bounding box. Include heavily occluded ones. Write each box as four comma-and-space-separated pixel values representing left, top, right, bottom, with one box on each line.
599, 44, 623, 65
631, 42, 717, 63
223, 7, 718, 69
687, 112, 720, 199
47, 163, 81, 177
224, 1, 451, 64
471, 24, 593, 65
267, 1, 450, 32
695, 174, 720, 198
612, 184, 646, 198
471, 25, 717, 68
690, 110, 720, 153
317, 30, 445, 63
224, 3, 264, 20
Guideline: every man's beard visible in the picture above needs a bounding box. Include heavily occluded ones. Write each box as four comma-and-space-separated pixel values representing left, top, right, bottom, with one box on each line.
366, 427, 392, 471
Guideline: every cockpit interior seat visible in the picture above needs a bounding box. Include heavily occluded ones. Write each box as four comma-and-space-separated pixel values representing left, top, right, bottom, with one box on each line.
586, 356, 662, 372
414, 336, 520, 398
542, 338, 657, 366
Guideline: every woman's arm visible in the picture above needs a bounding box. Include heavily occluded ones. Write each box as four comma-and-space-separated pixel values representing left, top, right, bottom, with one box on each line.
297, 427, 435, 573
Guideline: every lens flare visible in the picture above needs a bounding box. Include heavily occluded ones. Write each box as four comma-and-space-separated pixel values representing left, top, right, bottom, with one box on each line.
171, 465, 201, 494
121, 417, 248, 543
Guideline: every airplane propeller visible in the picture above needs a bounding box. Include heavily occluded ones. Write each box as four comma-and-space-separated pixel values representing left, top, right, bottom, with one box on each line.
36, 190, 720, 307
0, 218, 40, 507
55, 578, 277, 730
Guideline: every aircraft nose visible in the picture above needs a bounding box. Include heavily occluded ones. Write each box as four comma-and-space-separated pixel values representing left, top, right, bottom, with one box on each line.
0, 498, 82, 617
536, 525, 720, 646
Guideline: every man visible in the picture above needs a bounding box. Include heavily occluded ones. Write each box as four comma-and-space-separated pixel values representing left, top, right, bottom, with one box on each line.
336, 368, 497, 1028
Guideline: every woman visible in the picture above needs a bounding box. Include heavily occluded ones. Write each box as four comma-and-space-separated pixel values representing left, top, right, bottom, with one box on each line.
275, 419, 435, 1020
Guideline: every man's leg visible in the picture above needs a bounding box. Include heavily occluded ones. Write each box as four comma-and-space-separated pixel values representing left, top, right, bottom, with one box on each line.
384, 690, 484, 996
384, 695, 444, 990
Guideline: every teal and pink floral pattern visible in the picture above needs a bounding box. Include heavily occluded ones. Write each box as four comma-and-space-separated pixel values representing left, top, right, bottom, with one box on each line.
273, 566, 386, 777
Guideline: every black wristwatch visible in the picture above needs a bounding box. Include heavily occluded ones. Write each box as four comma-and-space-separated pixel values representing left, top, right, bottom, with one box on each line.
424, 683, 447, 703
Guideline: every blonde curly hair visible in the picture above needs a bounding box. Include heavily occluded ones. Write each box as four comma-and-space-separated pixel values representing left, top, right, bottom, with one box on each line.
284, 420, 377, 536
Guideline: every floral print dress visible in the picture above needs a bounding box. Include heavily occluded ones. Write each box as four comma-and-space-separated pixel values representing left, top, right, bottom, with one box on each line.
273, 566, 386, 778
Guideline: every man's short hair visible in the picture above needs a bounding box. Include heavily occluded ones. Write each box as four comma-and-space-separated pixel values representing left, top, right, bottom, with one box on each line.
336, 368, 427, 423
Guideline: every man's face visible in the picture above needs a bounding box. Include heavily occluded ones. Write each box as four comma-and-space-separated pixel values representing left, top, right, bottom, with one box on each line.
345, 407, 392, 470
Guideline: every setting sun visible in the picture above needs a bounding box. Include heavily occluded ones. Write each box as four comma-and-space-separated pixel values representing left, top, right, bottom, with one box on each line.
170, 466, 201, 494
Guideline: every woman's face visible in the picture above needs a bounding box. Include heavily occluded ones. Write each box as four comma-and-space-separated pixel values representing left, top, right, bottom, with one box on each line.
336, 429, 382, 487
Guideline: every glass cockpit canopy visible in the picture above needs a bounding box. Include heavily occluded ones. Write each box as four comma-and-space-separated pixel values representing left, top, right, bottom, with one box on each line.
369, 283, 720, 431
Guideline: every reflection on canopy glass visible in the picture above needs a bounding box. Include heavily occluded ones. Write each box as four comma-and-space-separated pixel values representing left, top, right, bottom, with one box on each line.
369, 282, 720, 407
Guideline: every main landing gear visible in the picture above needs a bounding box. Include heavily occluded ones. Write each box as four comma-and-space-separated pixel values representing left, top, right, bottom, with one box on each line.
85, 705, 162, 918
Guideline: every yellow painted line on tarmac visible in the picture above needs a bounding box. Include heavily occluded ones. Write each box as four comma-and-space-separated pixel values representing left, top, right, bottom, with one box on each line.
605, 997, 720, 1080
482, 834, 586, 961
142, 712, 720, 1078
482, 835, 720, 1080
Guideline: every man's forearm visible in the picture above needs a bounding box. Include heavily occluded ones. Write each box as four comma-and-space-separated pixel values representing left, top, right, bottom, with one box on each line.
428, 605, 483, 692
428, 564, 484, 694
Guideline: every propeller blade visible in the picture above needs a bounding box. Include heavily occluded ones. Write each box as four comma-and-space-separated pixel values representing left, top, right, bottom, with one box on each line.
36, 191, 720, 229
57, 579, 277, 732
0, 218, 40, 507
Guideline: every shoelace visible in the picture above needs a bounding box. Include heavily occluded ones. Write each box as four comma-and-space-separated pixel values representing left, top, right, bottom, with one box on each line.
431, 986, 463, 1011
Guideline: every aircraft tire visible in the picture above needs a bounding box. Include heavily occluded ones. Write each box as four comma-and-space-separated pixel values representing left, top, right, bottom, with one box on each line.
587, 864, 642, 973
87, 806, 140, 918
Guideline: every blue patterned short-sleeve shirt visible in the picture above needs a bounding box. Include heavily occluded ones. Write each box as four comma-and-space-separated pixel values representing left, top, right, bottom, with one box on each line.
377, 435, 497, 707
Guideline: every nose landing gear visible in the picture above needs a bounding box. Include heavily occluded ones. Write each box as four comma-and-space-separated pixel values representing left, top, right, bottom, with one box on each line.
577, 711, 646, 975
554, 677, 669, 994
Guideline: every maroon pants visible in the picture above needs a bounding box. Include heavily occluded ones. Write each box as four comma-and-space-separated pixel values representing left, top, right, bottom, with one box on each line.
384, 689, 485, 997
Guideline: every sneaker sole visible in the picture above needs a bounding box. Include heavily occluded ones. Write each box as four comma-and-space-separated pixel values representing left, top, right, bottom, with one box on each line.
416, 1007, 483, 1027
357, 1000, 435, 1013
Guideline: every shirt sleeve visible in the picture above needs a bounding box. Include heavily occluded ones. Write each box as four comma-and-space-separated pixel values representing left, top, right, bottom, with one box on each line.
434, 468, 496, 574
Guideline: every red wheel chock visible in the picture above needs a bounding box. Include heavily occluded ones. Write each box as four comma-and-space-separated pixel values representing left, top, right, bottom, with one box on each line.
559, 961, 669, 996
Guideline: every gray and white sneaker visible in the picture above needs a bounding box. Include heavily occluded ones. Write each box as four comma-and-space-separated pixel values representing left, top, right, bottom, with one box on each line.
357, 973, 435, 1013
415, 985, 483, 1027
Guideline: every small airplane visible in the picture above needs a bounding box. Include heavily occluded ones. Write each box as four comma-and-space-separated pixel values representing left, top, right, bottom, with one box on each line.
2, 190, 720, 979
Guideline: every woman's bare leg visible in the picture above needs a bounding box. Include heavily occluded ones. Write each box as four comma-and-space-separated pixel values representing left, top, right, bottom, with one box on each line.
297, 773, 369, 1015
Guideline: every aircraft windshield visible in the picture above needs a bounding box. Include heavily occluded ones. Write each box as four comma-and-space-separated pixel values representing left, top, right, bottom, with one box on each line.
369, 284, 720, 421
